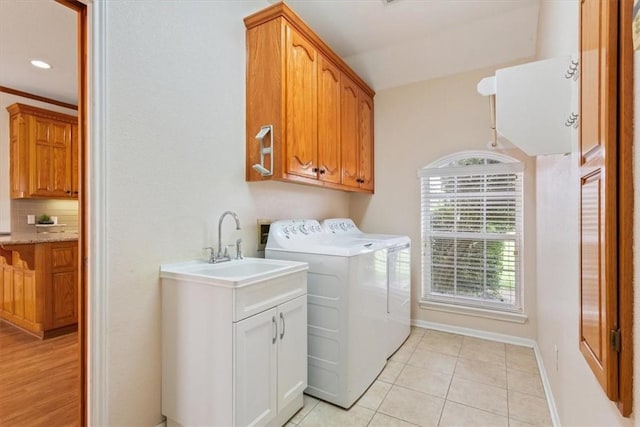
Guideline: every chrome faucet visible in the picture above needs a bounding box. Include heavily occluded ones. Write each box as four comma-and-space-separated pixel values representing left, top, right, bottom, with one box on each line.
212, 211, 241, 263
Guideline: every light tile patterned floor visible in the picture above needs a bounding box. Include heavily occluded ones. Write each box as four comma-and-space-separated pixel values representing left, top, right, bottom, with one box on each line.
287, 326, 552, 427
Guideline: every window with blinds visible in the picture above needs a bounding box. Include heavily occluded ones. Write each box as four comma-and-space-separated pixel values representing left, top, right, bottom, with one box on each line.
419, 153, 524, 313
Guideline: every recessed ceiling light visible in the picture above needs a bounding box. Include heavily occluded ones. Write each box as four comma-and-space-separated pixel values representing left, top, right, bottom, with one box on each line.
30, 60, 52, 70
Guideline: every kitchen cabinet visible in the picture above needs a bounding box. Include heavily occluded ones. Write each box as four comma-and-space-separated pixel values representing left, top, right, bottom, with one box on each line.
244, 2, 375, 193
7, 103, 78, 199
0, 240, 78, 338
234, 295, 307, 426
161, 262, 307, 427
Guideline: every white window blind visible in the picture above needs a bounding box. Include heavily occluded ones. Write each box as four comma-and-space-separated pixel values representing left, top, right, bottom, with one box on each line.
419, 154, 524, 313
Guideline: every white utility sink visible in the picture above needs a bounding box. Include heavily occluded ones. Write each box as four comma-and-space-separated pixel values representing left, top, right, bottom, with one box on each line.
160, 257, 308, 287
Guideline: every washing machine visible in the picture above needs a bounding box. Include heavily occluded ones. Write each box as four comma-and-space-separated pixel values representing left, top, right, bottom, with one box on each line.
265, 219, 388, 409
322, 218, 411, 358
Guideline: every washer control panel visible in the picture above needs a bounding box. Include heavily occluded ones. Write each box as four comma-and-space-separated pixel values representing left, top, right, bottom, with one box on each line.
322, 218, 359, 234
269, 219, 324, 241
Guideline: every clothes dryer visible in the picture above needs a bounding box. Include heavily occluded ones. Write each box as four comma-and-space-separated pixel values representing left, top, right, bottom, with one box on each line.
322, 218, 411, 358
266, 219, 388, 409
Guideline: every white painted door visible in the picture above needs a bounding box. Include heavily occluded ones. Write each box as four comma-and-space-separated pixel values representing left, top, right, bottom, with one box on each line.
276, 295, 307, 412
234, 307, 278, 427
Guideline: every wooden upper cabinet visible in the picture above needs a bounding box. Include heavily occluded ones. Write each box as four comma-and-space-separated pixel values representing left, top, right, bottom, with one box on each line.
578, 0, 620, 403
317, 55, 341, 184
244, 2, 375, 193
6, 103, 78, 199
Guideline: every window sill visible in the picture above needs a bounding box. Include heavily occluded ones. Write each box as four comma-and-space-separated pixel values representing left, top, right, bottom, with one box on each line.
419, 300, 529, 324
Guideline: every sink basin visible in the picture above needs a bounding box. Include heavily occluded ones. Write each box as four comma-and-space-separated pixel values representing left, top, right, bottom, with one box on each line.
160, 257, 308, 287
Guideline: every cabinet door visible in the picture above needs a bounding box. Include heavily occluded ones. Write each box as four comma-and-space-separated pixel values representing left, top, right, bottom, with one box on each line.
50, 120, 72, 197
340, 76, 360, 188
50, 243, 78, 328
317, 55, 341, 184
578, 0, 618, 401
234, 307, 278, 427
285, 25, 318, 179
358, 90, 374, 191
277, 295, 307, 412
31, 117, 53, 196
30, 117, 72, 198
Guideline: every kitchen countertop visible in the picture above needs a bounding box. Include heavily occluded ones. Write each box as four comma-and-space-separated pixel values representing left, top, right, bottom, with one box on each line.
0, 232, 79, 245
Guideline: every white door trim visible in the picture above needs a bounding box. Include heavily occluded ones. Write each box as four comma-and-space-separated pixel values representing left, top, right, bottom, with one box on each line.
88, 0, 108, 425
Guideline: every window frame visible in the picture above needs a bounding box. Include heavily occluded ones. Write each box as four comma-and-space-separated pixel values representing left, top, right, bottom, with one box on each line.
418, 151, 525, 315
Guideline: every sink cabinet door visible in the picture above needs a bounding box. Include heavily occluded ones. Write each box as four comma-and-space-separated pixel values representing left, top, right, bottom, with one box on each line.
277, 295, 307, 412
234, 307, 278, 427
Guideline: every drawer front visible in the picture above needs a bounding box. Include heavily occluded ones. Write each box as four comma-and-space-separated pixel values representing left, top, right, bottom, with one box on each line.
51, 244, 76, 270
234, 271, 307, 322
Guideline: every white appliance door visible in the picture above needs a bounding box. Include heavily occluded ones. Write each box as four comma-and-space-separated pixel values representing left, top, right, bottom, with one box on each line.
387, 243, 411, 357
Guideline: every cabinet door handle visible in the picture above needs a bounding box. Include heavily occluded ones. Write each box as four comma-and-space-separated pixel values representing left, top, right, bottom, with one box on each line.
66, 190, 71, 194
272, 316, 277, 344
319, 169, 326, 175
312, 167, 319, 173
279, 312, 285, 340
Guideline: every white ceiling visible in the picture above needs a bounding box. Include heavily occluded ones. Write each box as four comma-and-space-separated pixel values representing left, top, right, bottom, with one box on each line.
0, 0, 77, 105
283, 0, 540, 90
0, 0, 541, 102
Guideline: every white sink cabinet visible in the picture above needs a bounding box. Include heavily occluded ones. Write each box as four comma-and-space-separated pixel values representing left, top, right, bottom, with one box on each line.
160, 258, 308, 427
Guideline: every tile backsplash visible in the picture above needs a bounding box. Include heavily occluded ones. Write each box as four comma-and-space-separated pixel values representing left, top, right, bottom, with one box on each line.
11, 199, 79, 233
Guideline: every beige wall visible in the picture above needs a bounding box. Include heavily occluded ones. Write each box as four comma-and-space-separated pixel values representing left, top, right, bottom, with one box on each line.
104, 1, 349, 425
350, 65, 538, 339
535, 1, 635, 425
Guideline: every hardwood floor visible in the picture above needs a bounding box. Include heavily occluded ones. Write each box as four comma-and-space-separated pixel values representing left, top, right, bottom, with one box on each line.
0, 320, 79, 426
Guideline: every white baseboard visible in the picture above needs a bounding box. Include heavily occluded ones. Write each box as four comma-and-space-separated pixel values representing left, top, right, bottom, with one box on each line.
412, 319, 561, 427
532, 342, 561, 427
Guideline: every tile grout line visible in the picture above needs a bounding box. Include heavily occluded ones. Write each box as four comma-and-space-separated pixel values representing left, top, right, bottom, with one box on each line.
364, 370, 396, 427
436, 352, 459, 427
505, 346, 511, 425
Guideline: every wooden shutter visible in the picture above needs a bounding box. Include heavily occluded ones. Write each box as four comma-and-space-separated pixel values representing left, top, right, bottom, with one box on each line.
578, 0, 619, 400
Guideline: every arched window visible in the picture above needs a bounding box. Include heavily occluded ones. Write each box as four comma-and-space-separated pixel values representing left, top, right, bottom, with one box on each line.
418, 151, 524, 313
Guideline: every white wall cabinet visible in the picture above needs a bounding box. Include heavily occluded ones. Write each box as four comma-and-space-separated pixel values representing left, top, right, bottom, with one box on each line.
478, 55, 578, 156
496, 55, 578, 155
161, 265, 308, 427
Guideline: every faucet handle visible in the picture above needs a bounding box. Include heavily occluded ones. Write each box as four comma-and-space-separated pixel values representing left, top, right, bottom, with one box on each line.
203, 247, 215, 263
236, 238, 243, 260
